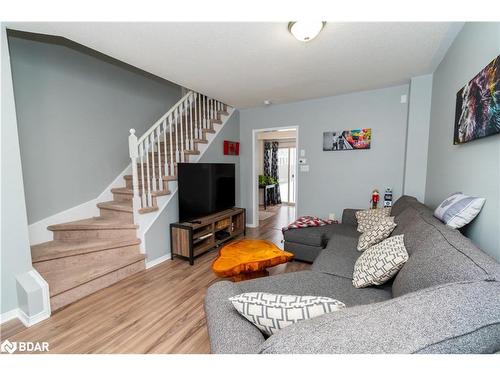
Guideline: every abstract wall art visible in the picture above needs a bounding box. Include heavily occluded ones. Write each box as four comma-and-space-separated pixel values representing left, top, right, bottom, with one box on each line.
454, 55, 500, 144
323, 128, 371, 151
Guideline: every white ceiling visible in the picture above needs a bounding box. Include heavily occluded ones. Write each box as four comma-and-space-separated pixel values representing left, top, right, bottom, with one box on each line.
7, 22, 463, 108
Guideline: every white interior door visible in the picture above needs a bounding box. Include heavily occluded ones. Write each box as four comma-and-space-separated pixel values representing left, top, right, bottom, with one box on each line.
277, 146, 296, 205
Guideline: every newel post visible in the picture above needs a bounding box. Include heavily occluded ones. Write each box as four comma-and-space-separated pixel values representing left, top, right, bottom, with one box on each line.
128, 129, 141, 213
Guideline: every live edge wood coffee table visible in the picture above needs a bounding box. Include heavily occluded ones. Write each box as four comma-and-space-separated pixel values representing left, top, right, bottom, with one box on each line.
212, 239, 294, 281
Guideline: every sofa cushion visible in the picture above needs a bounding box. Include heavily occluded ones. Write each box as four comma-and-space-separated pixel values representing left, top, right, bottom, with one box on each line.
392, 213, 500, 297
258, 280, 500, 354
356, 208, 391, 232
238, 271, 392, 307
312, 236, 361, 279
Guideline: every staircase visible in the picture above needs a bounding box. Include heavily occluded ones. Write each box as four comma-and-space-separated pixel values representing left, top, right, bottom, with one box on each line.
31, 91, 231, 312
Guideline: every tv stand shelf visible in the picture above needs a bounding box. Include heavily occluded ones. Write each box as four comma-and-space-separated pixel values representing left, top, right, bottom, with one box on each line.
170, 207, 246, 265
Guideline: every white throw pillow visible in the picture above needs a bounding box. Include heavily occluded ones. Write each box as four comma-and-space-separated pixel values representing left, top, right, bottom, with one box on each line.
353, 234, 409, 288
357, 216, 396, 251
356, 207, 391, 232
434, 193, 486, 228
229, 292, 345, 336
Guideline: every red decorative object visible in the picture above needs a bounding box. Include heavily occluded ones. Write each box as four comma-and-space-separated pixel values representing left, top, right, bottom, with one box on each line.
224, 140, 240, 155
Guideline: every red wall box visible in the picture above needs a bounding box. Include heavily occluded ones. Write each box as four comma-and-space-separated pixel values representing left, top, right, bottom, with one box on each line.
223, 140, 240, 155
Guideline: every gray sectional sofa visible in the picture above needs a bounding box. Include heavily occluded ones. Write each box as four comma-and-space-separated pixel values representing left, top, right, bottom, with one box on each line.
204, 196, 500, 354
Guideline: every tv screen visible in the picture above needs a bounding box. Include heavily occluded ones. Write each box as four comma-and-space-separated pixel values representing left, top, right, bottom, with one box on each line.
178, 163, 236, 222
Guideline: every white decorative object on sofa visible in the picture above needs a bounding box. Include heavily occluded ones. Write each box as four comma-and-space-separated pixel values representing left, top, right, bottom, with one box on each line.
434, 193, 486, 229
355, 207, 391, 232
353, 234, 409, 288
357, 216, 396, 251
229, 292, 345, 336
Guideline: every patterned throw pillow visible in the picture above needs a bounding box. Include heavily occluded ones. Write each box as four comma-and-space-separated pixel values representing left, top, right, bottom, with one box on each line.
353, 235, 409, 288
434, 193, 486, 229
356, 207, 392, 232
229, 292, 345, 336
357, 216, 396, 251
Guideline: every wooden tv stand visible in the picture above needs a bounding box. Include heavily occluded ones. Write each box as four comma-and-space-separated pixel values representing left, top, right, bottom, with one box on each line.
170, 207, 246, 265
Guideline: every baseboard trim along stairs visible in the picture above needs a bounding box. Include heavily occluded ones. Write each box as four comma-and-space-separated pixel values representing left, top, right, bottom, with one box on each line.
30, 91, 232, 312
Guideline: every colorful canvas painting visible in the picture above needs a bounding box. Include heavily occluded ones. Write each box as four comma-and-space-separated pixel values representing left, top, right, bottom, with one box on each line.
323, 128, 371, 151
454, 55, 500, 144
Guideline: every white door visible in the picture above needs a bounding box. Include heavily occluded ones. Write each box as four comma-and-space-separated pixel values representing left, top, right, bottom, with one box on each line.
277, 146, 296, 205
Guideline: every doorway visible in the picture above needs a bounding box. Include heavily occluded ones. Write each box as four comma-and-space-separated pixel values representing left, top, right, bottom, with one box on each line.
252, 126, 298, 227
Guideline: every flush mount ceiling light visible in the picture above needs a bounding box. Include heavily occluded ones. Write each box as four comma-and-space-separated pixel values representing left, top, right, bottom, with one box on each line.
288, 21, 326, 42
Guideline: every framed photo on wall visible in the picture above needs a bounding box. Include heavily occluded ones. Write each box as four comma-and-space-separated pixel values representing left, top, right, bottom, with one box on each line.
323, 128, 371, 151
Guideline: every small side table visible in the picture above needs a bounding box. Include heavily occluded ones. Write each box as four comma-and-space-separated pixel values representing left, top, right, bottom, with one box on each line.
258, 184, 276, 210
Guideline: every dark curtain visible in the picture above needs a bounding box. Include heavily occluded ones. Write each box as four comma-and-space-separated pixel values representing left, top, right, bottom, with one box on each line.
263, 141, 281, 205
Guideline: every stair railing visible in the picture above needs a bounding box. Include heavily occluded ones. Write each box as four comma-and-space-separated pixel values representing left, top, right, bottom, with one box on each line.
128, 90, 227, 212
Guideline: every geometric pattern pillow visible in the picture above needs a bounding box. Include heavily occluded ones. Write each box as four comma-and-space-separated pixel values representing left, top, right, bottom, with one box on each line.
229, 292, 345, 336
353, 234, 409, 288
433, 192, 486, 229
357, 216, 396, 251
356, 207, 392, 232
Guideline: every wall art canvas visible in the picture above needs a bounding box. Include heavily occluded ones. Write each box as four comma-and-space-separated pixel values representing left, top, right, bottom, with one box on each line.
323, 128, 371, 151
223, 140, 240, 155
454, 55, 500, 144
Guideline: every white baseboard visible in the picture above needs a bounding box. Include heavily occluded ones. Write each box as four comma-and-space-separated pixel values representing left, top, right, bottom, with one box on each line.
145, 254, 171, 269
28, 164, 132, 245
0, 308, 20, 325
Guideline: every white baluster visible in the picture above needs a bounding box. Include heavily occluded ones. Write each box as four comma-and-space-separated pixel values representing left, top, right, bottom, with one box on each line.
145, 138, 152, 206
162, 119, 168, 178
174, 109, 179, 164
169, 115, 174, 176
128, 129, 141, 210
139, 143, 146, 208
189, 93, 194, 149
150, 133, 156, 192
180, 105, 185, 162
156, 127, 163, 191
194, 93, 199, 139
204, 95, 207, 129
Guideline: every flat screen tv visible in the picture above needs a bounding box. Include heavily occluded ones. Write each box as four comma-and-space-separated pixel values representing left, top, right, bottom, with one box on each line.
178, 163, 236, 222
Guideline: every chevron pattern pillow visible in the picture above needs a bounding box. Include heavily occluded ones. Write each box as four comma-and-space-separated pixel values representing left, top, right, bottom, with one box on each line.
229, 292, 345, 336
356, 207, 391, 232
357, 216, 396, 251
353, 234, 409, 288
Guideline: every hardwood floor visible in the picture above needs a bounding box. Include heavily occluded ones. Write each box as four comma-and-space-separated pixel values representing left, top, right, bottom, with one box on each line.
0, 205, 308, 353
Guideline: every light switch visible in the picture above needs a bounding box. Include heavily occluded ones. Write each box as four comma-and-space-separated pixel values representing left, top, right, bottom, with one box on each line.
300, 149, 306, 157
400, 94, 407, 104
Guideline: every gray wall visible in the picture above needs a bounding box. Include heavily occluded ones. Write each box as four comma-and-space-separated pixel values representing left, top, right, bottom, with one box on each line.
8, 32, 182, 224
240, 85, 410, 225
425, 22, 500, 260
1, 26, 35, 315
144, 110, 240, 263
403, 74, 433, 202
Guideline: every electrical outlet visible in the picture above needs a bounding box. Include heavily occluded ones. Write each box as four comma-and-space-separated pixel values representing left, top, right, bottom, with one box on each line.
300, 165, 309, 172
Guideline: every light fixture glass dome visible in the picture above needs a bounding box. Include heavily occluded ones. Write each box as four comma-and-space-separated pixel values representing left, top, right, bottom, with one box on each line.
288, 21, 325, 42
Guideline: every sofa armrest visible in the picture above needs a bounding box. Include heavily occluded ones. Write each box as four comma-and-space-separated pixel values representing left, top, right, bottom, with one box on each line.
258, 280, 500, 354
341, 209, 360, 226
204, 280, 265, 353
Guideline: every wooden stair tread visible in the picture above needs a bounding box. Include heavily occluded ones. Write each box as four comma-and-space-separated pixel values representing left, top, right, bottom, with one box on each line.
48, 217, 138, 231
124, 174, 176, 182
31, 238, 141, 263
114, 186, 171, 196
41, 253, 145, 297
97, 200, 133, 212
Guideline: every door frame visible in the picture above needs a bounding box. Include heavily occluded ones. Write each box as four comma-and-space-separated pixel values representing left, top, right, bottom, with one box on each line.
278, 144, 297, 206
250, 125, 299, 227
